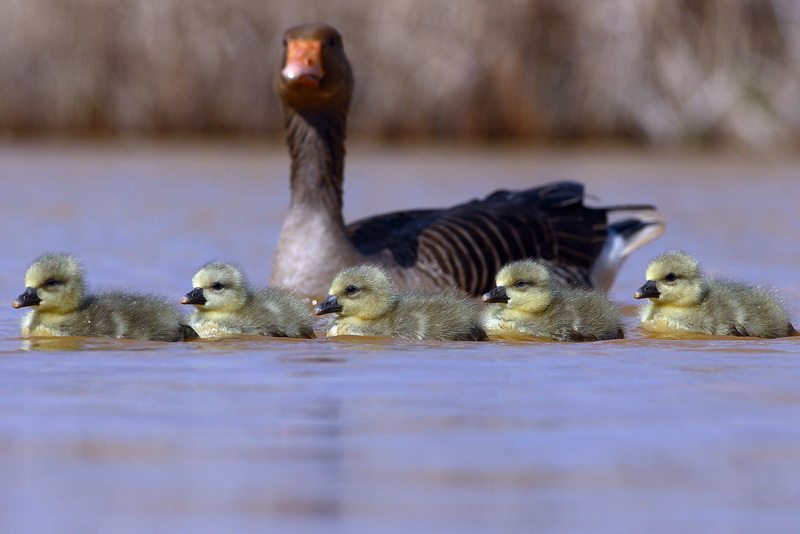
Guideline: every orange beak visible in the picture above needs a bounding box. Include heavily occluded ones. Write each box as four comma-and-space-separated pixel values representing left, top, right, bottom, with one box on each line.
281, 39, 324, 88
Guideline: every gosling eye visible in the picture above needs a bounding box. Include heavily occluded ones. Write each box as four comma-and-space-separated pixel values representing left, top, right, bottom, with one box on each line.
664, 273, 677, 282
211, 282, 224, 290
44, 278, 60, 287
344, 285, 359, 295
514, 280, 528, 288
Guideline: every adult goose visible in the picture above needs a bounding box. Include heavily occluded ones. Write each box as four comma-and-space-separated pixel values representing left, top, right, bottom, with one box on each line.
270, 23, 664, 298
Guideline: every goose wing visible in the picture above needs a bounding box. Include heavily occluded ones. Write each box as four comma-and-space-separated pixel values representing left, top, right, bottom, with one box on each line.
346, 182, 610, 295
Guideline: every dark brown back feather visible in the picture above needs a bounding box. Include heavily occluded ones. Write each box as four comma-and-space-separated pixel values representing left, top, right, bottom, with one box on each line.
346, 181, 613, 295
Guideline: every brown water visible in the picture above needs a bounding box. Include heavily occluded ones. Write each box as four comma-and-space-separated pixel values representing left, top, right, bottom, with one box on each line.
1, 141, 799, 533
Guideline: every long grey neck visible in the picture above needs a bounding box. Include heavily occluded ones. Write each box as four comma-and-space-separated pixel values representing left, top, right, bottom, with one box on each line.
269, 106, 361, 294
285, 108, 346, 215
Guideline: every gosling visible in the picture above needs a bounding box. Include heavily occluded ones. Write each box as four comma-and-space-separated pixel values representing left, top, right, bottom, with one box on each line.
634, 251, 796, 338
181, 261, 315, 338
314, 265, 487, 341
482, 260, 625, 341
12, 253, 195, 341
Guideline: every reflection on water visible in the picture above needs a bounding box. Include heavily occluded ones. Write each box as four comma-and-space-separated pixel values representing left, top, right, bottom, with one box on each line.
0, 143, 799, 533
17, 336, 184, 352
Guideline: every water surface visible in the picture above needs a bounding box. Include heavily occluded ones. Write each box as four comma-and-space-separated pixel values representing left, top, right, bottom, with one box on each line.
0, 142, 798, 533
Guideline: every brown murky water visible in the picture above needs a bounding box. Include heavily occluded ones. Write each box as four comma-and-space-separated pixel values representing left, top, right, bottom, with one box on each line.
1, 141, 799, 533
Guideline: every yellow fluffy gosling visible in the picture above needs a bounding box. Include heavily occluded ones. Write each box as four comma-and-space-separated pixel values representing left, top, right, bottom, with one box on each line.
12, 253, 194, 341
181, 261, 315, 338
482, 260, 624, 341
634, 251, 796, 338
315, 265, 486, 341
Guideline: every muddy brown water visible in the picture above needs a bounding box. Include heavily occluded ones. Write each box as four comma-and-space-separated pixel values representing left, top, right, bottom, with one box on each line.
0, 141, 798, 533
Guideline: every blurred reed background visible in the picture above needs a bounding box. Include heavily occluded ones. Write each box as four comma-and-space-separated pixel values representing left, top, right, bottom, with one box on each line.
1, 0, 798, 149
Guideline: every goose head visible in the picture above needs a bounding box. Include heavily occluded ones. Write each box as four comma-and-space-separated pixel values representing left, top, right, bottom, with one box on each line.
634, 251, 704, 306
274, 23, 353, 117
182, 261, 248, 312
315, 265, 395, 319
12, 253, 85, 313
483, 260, 554, 314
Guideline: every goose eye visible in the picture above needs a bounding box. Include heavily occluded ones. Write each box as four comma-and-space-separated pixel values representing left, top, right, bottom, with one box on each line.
44, 279, 60, 287
328, 36, 337, 47
514, 280, 527, 287
664, 273, 677, 282
345, 285, 359, 295
282, 38, 287, 47
211, 282, 224, 290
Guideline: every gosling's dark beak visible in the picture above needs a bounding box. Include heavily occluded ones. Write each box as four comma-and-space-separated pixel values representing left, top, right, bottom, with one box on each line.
12, 287, 41, 308
315, 295, 342, 315
634, 280, 660, 299
181, 288, 206, 305
482, 286, 509, 304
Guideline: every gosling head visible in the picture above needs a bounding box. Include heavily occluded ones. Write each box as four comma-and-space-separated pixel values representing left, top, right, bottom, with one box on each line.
634, 251, 704, 306
483, 260, 553, 313
12, 253, 85, 313
315, 265, 395, 319
181, 261, 248, 312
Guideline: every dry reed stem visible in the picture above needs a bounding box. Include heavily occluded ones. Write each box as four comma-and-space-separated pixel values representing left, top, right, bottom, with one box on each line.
0, 0, 797, 148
